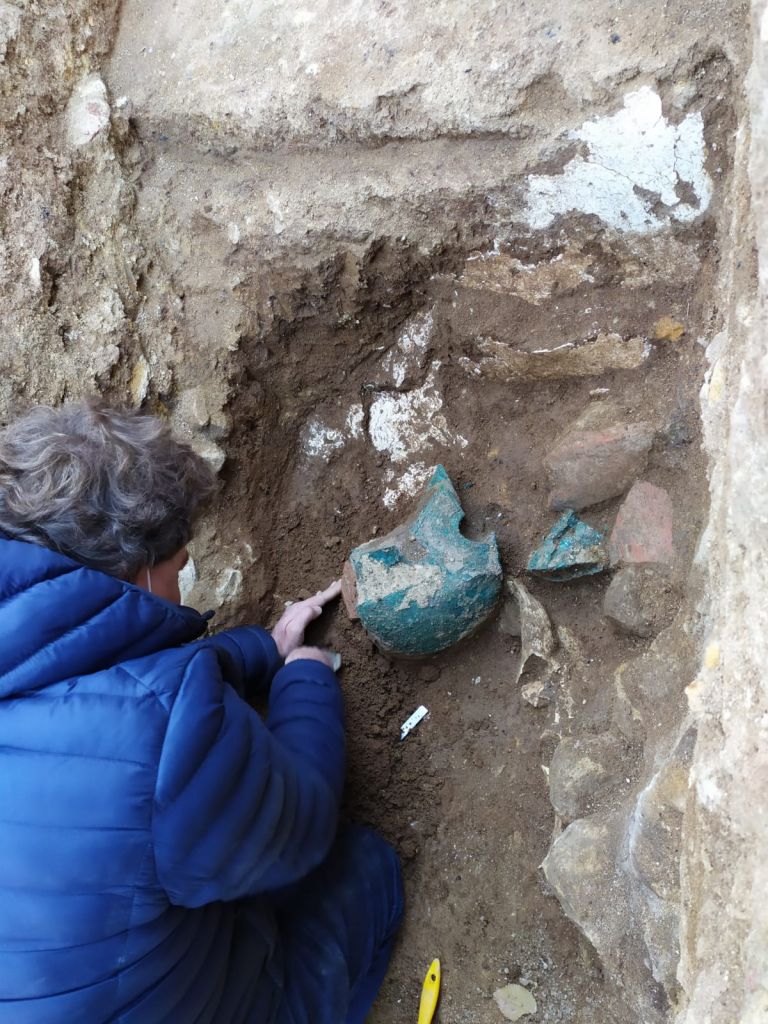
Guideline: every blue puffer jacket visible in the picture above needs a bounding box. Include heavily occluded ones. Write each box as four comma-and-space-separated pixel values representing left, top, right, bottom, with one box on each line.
0, 536, 346, 1023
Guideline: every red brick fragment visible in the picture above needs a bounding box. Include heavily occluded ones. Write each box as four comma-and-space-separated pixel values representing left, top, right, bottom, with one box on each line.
341, 560, 360, 619
608, 481, 674, 566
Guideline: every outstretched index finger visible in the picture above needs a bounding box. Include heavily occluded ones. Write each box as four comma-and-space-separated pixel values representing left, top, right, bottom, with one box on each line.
315, 579, 343, 605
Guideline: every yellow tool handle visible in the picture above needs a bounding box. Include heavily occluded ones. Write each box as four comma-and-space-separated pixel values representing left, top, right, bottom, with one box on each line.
418, 958, 441, 1024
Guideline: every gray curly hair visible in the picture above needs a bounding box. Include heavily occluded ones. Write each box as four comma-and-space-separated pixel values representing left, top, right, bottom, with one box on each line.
0, 401, 218, 579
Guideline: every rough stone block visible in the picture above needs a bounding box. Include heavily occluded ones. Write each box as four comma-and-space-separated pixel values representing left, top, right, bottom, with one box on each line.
612, 621, 698, 734
467, 331, 649, 382
509, 579, 557, 683
542, 812, 628, 956
608, 481, 674, 566
625, 729, 695, 994
603, 564, 680, 637
65, 74, 110, 148
521, 677, 554, 707
543, 810, 672, 1024
548, 734, 624, 822
343, 466, 501, 656
611, 665, 646, 745
629, 753, 689, 903
545, 421, 655, 511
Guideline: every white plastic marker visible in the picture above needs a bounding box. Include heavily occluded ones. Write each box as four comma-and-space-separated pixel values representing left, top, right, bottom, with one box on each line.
400, 705, 429, 741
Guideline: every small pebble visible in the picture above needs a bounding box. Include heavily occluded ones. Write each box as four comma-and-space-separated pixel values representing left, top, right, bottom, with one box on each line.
521, 678, 554, 708
493, 983, 538, 1021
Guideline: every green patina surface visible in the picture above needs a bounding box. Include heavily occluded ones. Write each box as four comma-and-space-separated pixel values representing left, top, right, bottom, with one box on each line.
350, 466, 502, 656
527, 510, 606, 581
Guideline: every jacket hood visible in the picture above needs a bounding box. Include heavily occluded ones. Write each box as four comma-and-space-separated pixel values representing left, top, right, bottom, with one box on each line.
0, 536, 208, 698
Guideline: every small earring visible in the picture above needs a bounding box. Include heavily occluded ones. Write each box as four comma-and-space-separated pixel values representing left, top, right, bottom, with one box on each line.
146, 567, 153, 594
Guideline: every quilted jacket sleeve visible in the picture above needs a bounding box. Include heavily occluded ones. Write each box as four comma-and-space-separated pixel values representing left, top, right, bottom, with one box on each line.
191, 625, 283, 698
151, 647, 345, 907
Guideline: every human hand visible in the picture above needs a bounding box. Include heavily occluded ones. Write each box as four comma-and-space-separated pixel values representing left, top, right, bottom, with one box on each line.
285, 646, 337, 669
271, 580, 342, 659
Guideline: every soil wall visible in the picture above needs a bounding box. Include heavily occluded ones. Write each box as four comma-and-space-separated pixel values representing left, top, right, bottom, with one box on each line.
0, 2, 761, 1022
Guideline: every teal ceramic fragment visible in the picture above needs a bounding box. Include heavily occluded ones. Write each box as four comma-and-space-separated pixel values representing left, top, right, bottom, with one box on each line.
527, 510, 606, 581
347, 466, 502, 656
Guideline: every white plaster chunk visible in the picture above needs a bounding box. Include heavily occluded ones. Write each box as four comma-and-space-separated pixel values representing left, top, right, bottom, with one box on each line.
345, 404, 365, 438
195, 439, 227, 474
302, 419, 346, 459
66, 74, 111, 147
355, 558, 444, 612
302, 403, 365, 460
28, 257, 41, 290
178, 556, 197, 605
369, 363, 467, 463
383, 461, 435, 509
524, 87, 712, 233
381, 308, 435, 387
216, 567, 243, 604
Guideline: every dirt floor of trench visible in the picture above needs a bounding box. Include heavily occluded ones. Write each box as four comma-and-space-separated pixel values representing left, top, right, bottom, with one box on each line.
201, 240, 711, 1023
